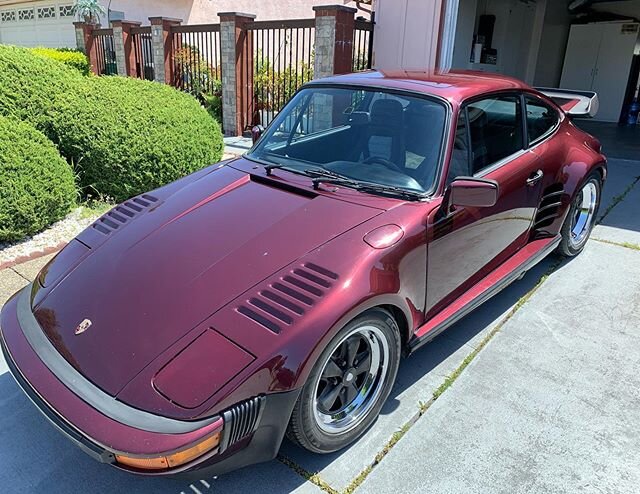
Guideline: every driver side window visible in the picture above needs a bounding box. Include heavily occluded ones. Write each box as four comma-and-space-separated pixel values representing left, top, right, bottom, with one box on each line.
447, 94, 524, 185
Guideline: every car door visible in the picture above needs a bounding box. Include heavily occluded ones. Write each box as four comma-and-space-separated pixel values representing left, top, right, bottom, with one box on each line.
425, 93, 544, 316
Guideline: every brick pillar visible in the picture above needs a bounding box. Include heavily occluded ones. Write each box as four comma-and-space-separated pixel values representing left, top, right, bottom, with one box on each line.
74, 22, 99, 75
149, 17, 182, 84
219, 12, 256, 137
313, 5, 357, 79
112, 20, 141, 77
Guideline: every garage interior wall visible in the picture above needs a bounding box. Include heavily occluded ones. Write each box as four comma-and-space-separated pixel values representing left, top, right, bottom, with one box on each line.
532, 0, 572, 87
450, 0, 547, 83
373, 0, 444, 71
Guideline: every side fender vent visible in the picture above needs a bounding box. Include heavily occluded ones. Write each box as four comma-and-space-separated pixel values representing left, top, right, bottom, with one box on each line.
219, 396, 265, 452
533, 183, 564, 230
236, 263, 338, 334
92, 195, 158, 235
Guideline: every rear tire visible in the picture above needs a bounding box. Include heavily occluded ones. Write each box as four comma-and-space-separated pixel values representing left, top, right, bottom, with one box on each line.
286, 308, 401, 453
557, 172, 602, 257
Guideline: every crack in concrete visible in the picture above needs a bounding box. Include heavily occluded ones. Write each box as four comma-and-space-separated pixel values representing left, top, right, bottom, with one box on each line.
597, 175, 640, 224
591, 237, 640, 252
9, 267, 31, 283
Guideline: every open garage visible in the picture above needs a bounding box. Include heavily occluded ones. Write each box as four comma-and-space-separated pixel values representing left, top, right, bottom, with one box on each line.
376, 0, 640, 127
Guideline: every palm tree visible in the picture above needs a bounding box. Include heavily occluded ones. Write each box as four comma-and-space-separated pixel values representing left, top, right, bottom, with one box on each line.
72, 0, 106, 25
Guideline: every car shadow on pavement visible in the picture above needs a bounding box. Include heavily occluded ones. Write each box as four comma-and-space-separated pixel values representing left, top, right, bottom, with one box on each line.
278, 256, 558, 477
387, 258, 555, 404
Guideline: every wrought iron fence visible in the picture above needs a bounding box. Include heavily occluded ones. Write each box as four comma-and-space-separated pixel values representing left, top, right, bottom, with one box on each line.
131, 26, 154, 81
91, 14, 374, 134
93, 28, 117, 75
353, 19, 374, 71
244, 19, 315, 129
170, 23, 222, 96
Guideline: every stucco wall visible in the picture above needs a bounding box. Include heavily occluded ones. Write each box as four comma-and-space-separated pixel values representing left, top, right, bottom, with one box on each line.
106, 0, 369, 24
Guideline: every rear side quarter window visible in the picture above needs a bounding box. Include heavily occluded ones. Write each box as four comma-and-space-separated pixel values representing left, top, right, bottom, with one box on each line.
525, 95, 559, 145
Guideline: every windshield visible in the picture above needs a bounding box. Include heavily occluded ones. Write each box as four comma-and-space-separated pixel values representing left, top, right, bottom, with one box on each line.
248, 86, 447, 194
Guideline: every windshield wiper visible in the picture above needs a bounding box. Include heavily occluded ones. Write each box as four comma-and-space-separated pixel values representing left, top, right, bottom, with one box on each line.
259, 160, 423, 200
312, 176, 426, 200
262, 162, 310, 178
262, 162, 345, 180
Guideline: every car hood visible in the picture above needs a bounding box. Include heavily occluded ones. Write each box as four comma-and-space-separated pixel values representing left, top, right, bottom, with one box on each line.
31, 162, 381, 396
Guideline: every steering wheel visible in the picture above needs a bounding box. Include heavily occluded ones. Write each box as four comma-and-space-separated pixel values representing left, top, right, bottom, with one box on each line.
363, 156, 404, 173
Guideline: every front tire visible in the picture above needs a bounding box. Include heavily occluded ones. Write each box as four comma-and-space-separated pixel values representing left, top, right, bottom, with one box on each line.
557, 172, 602, 257
286, 308, 401, 453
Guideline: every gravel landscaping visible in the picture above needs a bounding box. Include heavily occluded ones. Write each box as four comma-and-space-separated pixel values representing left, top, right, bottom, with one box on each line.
0, 206, 104, 267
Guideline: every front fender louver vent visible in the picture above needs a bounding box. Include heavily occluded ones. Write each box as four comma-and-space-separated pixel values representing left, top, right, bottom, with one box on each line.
92, 195, 158, 235
219, 396, 265, 452
533, 183, 564, 231
237, 263, 338, 334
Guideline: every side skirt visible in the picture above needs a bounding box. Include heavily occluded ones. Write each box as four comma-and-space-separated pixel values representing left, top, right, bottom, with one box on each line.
408, 235, 561, 354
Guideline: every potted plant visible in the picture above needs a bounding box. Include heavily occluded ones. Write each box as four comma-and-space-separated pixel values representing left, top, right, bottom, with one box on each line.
72, 0, 106, 25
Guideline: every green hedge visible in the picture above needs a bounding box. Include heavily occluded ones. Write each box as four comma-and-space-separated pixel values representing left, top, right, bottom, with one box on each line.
31, 47, 90, 76
52, 76, 224, 202
0, 116, 76, 242
0, 45, 83, 136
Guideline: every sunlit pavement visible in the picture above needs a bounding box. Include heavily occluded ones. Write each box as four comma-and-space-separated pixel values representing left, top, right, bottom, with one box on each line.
0, 157, 638, 493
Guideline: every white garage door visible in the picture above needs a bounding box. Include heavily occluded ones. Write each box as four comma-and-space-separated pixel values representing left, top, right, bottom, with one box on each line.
0, 2, 76, 48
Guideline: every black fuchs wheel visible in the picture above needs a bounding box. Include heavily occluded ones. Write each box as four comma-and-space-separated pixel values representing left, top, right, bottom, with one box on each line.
286, 308, 401, 453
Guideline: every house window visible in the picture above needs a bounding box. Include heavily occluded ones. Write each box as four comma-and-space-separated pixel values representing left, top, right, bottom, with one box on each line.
37, 6, 56, 19
1, 10, 17, 22
59, 5, 74, 17
18, 8, 35, 21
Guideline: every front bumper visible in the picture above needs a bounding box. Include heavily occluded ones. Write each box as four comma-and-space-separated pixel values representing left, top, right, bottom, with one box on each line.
0, 288, 300, 476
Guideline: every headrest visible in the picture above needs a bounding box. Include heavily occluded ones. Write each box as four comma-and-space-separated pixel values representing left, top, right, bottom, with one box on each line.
348, 111, 370, 126
404, 103, 443, 127
370, 99, 404, 127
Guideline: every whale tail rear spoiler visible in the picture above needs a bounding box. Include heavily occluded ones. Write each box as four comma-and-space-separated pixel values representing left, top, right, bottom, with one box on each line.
535, 88, 599, 118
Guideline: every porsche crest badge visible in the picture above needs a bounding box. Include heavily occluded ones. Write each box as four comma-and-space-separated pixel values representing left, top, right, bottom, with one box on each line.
75, 318, 92, 335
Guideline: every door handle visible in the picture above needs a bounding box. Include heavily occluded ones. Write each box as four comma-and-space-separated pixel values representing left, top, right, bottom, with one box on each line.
526, 169, 544, 186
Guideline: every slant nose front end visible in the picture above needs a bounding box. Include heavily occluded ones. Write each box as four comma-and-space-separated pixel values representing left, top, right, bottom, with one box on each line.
0, 286, 299, 476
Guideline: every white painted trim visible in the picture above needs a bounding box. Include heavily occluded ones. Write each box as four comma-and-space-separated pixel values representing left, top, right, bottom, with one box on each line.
524, 0, 547, 85
438, 0, 459, 72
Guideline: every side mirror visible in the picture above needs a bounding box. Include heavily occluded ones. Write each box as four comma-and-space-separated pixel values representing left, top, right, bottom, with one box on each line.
251, 125, 265, 144
448, 177, 499, 210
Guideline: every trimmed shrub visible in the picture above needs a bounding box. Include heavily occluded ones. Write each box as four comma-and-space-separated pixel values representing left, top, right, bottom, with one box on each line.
52, 76, 224, 202
31, 47, 90, 76
0, 45, 83, 136
202, 92, 222, 124
0, 116, 76, 242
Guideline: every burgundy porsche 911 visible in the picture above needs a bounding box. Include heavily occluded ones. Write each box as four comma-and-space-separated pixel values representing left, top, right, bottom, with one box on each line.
1, 70, 605, 476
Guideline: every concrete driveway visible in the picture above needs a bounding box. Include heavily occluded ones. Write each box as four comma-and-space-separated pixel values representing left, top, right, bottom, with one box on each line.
0, 157, 638, 494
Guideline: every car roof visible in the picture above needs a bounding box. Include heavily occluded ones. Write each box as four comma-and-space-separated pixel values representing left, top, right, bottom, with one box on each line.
307, 70, 533, 106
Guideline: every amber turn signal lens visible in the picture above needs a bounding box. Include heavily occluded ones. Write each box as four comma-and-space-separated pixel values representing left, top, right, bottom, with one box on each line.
116, 431, 221, 471
114, 455, 169, 470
